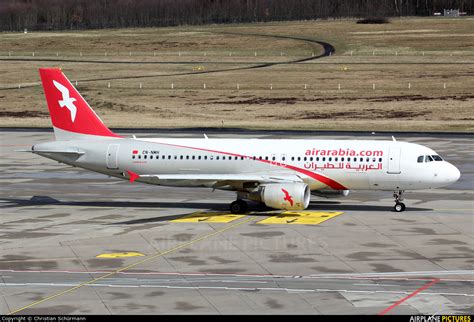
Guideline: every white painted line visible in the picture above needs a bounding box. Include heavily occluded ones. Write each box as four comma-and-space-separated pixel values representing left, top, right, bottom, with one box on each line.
1, 282, 472, 297
354, 283, 399, 287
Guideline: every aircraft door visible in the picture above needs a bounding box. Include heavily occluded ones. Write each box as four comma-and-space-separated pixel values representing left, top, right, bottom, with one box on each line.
106, 144, 120, 169
387, 146, 401, 174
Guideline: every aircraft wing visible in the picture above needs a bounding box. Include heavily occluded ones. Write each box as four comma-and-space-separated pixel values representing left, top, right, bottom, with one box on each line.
138, 173, 304, 189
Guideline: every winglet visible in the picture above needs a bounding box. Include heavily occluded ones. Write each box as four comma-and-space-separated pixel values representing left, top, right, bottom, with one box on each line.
127, 170, 140, 183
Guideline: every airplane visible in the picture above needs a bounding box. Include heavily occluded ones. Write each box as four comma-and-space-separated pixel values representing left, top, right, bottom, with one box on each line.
24, 68, 461, 214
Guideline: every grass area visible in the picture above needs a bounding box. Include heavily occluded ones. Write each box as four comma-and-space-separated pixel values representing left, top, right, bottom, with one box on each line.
0, 17, 473, 132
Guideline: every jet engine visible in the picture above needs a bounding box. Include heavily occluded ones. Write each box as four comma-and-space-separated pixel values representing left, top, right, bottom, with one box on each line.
260, 183, 310, 210
311, 190, 350, 198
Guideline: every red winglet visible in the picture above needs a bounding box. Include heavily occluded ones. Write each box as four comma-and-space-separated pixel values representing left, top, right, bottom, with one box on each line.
127, 170, 140, 183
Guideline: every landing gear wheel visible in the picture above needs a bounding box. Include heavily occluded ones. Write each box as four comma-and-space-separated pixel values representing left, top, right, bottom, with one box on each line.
230, 199, 248, 214
394, 202, 406, 212
392, 190, 406, 212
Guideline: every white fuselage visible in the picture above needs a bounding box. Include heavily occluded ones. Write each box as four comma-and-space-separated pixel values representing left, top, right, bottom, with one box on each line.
35, 137, 461, 192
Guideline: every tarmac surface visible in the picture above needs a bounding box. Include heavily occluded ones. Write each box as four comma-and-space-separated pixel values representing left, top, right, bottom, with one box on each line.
0, 130, 473, 315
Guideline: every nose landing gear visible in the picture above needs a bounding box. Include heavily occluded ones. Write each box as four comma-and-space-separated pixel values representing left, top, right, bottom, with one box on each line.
393, 190, 406, 212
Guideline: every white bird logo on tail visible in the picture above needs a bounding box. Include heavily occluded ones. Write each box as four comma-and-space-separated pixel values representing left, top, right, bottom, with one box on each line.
53, 80, 77, 122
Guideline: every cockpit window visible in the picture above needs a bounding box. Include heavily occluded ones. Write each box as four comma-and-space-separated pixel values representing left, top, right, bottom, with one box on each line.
419, 155, 443, 163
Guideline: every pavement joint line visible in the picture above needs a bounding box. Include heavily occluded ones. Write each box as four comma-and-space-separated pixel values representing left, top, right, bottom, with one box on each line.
7, 215, 256, 315
3, 282, 472, 297
2, 269, 473, 282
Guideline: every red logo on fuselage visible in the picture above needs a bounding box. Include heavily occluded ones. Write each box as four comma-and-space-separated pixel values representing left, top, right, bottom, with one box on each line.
281, 188, 294, 206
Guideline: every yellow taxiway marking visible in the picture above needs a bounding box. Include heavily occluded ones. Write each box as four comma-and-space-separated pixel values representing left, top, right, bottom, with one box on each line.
8, 216, 256, 315
258, 211, 344, 225
171, 212, 246, 223
96, 252, 145, 259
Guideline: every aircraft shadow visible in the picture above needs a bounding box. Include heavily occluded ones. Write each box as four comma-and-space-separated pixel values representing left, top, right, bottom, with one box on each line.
310, 203, 432, 212
0, 196, 228, 211
0, 197, 433, 225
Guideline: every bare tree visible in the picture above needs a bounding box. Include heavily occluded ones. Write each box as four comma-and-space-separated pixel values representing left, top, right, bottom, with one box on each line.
0, 0, 471, 31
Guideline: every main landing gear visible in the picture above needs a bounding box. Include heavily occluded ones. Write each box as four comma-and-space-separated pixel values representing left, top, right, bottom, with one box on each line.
393, 190, 406, 212
230, 199, 248, 214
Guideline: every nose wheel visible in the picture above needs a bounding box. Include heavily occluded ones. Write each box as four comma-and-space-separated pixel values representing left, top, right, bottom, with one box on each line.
393, 190, 406, 212
230, 199, 248, 214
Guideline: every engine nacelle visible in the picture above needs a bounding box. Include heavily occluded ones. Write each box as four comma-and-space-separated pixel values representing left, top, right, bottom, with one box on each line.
311, 190, 350, 198
261, 183, 310, 210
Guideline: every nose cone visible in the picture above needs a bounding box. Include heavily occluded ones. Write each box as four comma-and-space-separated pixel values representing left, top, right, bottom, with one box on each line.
447, 163, 461, 183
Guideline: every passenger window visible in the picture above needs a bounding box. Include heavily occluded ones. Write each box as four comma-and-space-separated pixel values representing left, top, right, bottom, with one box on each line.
322, 157, 325, 161
265, 156, 268, 160
282, 157, 286, 161
204, 156, 207, 160
341, 157, 344, 162
291, 157, 295, 161
347, 157, 350, 161
223, 156, 226, 160
192, 156, 195, 160
379, 157, 382, 162
297, 157, 301, 161
198, 156, 201, 160
372, 157, 376, 162
132, 155, 135, 159
359, 157, 363, 162
216, 156, 220, 160
186, 156, 189, 160
272, 156, 276, 161
329, 157, 332, 161
180, 156, 183, 160
138, 155, 141, 159
144, 155, 147, 159
240, 156, 244, 160
304, 157, 307, 161
335, 157, 338, 161
310, 157, 313, 161
316, 157, 319, 161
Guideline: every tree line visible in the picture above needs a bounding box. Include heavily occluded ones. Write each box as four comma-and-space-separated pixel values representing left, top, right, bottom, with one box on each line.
0, 0, 471, 31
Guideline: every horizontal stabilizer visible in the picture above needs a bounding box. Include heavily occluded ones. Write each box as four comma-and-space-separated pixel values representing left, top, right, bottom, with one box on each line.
16, 149, 84, 155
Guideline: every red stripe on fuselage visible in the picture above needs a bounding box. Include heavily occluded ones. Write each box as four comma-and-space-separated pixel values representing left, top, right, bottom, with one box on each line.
147, 141, 348, 190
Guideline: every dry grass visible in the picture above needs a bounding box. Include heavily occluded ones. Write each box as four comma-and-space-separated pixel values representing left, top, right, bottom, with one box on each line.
0, 17, 473, 132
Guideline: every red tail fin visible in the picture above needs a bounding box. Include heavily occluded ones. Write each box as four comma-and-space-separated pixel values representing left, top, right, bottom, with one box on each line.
39, 68, 120, 140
